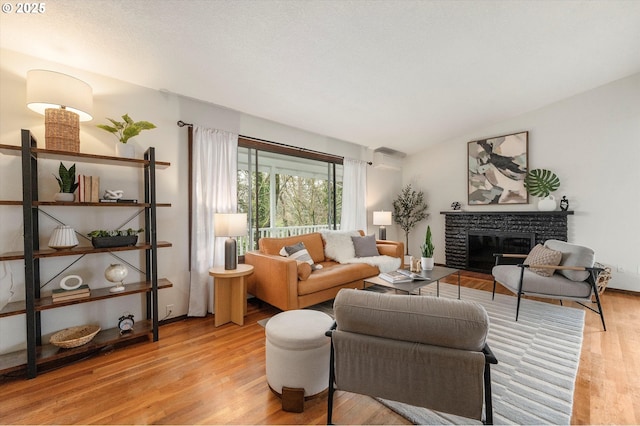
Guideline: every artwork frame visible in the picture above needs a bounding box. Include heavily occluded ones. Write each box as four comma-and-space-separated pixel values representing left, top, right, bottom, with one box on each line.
468, 131, 528, 205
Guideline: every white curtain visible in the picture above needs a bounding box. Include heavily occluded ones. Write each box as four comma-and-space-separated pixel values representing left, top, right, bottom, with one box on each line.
188, 126, 238, 317
340, 158, 368, 231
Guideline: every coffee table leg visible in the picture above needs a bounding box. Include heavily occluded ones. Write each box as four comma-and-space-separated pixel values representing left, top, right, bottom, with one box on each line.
437, 280, 440, 297
457, 271, 461, 299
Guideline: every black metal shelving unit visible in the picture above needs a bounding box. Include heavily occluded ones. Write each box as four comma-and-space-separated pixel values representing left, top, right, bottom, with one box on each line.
0, 130, 172, 378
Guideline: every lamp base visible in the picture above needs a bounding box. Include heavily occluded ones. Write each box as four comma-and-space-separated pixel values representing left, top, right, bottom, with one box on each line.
45, 107, 80, 152
224, 238, 237, 270
378, 226, 387, 240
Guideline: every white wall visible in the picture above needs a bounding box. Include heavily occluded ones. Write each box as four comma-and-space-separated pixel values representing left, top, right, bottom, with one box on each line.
0, 49, 400, 354
402, 73, 640, 292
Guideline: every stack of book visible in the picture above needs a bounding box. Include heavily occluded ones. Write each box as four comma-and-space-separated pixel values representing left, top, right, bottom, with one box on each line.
52, 285, 91, 303
77, 175, 100, 203
379, 270, 426, 284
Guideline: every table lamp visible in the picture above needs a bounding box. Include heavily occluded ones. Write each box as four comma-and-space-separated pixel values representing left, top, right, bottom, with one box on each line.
215, 213, 247, 270
373, 210, 392, 240
26, 69, 93, 152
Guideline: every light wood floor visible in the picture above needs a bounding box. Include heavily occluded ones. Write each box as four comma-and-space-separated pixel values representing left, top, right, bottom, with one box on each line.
0, 273, 638, 425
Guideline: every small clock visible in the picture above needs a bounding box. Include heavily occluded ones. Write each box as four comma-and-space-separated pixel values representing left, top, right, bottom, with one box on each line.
118, 313, 135, 334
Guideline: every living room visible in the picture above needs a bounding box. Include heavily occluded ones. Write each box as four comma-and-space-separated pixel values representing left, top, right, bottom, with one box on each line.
1, 1, 639, 424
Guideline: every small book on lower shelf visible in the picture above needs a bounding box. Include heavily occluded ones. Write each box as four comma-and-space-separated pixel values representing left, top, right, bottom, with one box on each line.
379, 270, 426, 283
52, 285, 91, 302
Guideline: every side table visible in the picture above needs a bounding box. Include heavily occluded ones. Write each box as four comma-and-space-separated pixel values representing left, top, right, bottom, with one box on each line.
209, 264, 254, 327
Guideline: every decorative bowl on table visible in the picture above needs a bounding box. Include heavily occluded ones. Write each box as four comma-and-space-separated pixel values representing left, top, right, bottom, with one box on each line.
50, 324, 101, 348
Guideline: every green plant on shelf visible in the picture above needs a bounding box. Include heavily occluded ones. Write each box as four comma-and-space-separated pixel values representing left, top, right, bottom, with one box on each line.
87, 228, 144, 238
54, 162, 79, 193
96, 114, 156, 144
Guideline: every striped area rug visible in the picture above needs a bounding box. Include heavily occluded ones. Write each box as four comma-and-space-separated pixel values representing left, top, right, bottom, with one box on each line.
359, 283, 585, 425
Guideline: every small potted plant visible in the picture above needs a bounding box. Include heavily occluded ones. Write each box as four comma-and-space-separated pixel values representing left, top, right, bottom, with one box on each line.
524, 169, 560, 211
97, 114, 156, 158
419, 225, 435, 270
88, 228, 143, 248
53, 162, 79, 202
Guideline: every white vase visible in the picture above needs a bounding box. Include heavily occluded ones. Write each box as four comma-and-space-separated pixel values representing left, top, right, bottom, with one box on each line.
537, 195, 557, 211
421, 257, 434, 271
53, 192, 75, 202
115, 143, 135, 159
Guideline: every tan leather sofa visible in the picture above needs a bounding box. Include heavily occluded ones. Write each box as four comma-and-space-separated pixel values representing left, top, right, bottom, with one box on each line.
245, 232, 403, 311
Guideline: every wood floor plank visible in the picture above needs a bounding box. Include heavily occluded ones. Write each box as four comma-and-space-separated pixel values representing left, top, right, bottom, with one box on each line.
0, 272, 637, 425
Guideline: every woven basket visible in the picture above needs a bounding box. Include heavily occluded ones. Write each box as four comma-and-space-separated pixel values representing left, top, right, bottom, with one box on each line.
594, 262, 612, 296
50, 324, 101, 348
45, 108, 80, 152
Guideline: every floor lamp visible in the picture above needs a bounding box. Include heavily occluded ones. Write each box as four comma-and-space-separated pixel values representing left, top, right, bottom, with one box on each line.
373, 211, 392, 240
215, 213, 247, 270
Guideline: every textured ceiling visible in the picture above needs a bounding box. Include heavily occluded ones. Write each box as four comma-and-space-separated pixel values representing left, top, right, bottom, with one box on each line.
1, 0, 639, 154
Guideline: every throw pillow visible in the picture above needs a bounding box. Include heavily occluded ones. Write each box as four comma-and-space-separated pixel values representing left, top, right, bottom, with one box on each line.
296, 262, 312, 281
321, 230, 359, 263
279, 242, 313, 266
524, 244, 562, 277
351, 234, 380, 257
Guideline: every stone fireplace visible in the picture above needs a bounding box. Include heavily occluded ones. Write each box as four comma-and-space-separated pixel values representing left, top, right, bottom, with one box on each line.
441, 211, 573, 273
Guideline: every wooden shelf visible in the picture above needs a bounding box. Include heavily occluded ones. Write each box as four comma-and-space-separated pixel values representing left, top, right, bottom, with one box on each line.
0, 241, 172, 261
0, 319, 157, 375
1, 200, 171, 207
0, 279, 173, 318
0, 200, 22, 206
0, 143, 170, 168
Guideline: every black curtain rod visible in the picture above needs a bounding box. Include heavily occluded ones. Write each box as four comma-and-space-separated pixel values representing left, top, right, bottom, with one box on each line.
177, 119, 344, 163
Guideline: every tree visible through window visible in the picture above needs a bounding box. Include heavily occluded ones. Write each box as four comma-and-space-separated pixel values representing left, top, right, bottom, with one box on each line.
237, 142, 342, 253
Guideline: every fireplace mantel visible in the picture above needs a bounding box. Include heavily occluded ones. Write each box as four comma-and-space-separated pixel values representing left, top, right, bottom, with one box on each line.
440, 210, 574, 273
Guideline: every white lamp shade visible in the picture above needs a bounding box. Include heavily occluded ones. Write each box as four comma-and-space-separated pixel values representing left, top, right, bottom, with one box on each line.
26, 70, 93, 121
214, 213, 248, 237
373, 211, 392, 226
48, 225, 79, 249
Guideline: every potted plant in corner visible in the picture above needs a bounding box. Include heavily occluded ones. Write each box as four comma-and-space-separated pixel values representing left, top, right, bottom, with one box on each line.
524, 168, 560, 211
53, 162, 79, 202
97, 114, 156, 158
392, 184, 429, 262
420, 225, 435, 270
88, 228, 144, 248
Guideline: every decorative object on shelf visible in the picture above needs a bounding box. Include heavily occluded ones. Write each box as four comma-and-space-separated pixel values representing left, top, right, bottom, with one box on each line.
524, 168, 561, 211
392, 184, 429, 256
372, 210, 392, 240
450, 201, 462, 211
50, 324, 101, 348
88, 228, 143, 248
419, 225, 435, 271
214, 213, 248, 270
118, 313, 135, 334
26, 70, 93, 152
53, 162, 79, 202
59, 274, 83, 290
105, 263, 128, 293
48, 225, 79, 249
97, 113, 156, 158
77, 174, 100, 202
468, 131, 528, 205
560, 195, 569, 211
103, 189, 124, 200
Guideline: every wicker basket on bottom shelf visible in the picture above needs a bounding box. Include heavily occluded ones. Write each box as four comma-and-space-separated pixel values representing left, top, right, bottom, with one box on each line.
50, 324, 101, 348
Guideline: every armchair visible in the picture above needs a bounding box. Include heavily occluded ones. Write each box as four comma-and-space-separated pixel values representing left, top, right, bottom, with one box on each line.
326, 289, 498, 424
492, 239, 606, 330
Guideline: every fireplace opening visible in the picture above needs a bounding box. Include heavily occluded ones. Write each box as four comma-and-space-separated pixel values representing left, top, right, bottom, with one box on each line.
467, 231, 535, 273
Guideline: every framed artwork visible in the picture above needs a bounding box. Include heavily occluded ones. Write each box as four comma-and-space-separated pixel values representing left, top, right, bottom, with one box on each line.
468, 131, 528, 205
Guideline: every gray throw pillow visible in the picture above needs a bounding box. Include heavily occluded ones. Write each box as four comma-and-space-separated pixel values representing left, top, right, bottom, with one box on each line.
351, 234, 380, 258
279, 242, 313, 265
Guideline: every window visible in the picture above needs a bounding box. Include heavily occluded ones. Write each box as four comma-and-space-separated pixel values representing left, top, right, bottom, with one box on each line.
237, 138, 343, 254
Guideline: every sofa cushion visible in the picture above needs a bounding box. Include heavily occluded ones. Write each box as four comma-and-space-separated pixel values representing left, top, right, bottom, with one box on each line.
298, 263, 379, 296
544, 239, 594, 282
351, 234, 380, 257
297, 262, 312, 281
279, 241, 314, 265
524, 244, 562, 277
334, 288, 489, 352
493, 264, 592, 298
321, 230, 360, 262
259, 232, 326, 263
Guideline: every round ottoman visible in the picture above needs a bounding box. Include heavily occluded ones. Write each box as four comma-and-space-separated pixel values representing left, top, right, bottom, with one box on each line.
265, 309, 334, 412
